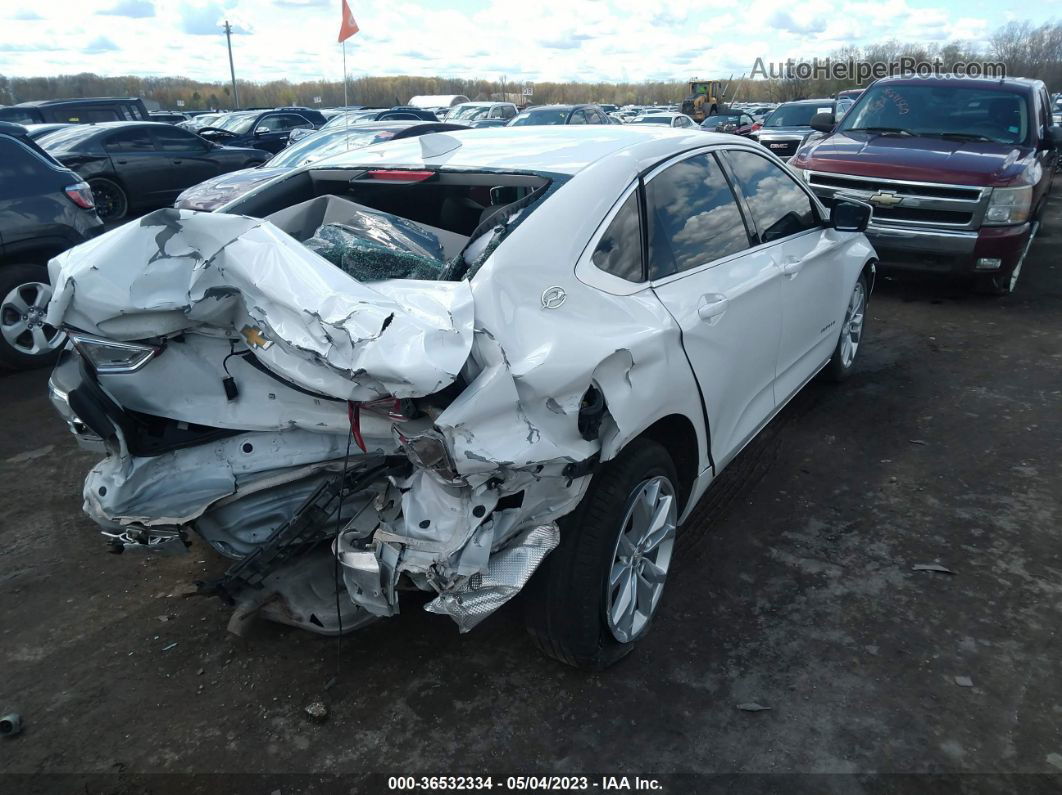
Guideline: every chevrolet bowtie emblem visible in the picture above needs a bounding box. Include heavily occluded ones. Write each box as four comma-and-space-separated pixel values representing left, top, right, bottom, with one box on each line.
241, 325, 273, 350
867, 191, 903, 207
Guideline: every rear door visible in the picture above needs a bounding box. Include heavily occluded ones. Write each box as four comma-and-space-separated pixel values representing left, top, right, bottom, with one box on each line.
647, 150, 783, 467
722, 148, 844, 403
149, 126, 221, 200
101, 127, 170, 203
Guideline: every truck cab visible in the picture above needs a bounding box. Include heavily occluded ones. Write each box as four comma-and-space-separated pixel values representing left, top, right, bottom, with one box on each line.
789, 75, 1059, 295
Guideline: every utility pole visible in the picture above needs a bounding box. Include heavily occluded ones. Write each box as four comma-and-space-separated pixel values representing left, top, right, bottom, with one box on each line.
223, 20, 240, 110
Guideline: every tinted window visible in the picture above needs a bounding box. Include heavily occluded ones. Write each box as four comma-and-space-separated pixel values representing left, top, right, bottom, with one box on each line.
725, 150, 817, 244
257, 114, 309, 132
591, 190, 643, 282
646, 153, 750, 279
509, 109, 569, 126
0, 137, 51, 184
152, 127, 204, 152
764, 103, 824, 128
103, 128, 156, 152
569, 110, 587, 125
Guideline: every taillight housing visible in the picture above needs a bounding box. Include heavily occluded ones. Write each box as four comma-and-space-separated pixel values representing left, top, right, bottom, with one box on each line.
751, 123, 762, 132
64, 182, 95, 210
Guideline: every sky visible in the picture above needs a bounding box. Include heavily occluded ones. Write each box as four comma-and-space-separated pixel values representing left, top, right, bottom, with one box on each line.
0, 0, 1057, 85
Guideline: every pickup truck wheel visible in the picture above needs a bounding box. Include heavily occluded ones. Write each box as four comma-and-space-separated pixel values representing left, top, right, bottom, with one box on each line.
821, 272, 868, 382
88, 178, 128, 223
523, 438, 679, 670
0, 264, 66, 370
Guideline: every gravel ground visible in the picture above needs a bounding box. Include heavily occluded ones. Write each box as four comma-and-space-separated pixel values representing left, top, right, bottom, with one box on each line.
1, 193, 1060, 793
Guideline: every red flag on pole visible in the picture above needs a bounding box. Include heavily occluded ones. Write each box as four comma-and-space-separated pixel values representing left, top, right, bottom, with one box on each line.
338, 0, 359, 42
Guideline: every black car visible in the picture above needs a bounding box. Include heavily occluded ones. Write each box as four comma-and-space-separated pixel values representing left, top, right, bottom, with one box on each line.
22, 123, 74, 140
0, 122, 103, 368
176, 121, 466, 211
38, 122, 270, 222
750, 98, 836, 160
0, 97, 150, 125
197, 108, 328, 153
507, 104, 611, 126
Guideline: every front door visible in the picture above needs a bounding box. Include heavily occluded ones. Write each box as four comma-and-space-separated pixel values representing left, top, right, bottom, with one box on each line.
646, 150, 784, 468
722, 149, 845, 402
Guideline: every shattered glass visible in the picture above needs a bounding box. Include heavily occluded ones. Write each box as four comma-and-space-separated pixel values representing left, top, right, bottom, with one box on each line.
306, 223, 449, 281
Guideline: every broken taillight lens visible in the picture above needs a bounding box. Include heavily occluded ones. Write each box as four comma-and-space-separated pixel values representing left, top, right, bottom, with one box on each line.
365, 169, 435, 183
363, 397, 412, 421
64, 182, 95, 209
392, 426, 464, 485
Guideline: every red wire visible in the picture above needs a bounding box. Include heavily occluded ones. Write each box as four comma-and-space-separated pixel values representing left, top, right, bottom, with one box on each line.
347, 401, 366, 453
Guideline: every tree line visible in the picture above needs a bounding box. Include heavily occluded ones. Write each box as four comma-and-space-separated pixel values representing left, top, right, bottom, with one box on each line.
2, 21, 1060, 111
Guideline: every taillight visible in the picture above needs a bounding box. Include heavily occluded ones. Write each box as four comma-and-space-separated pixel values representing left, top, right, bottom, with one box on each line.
64, 182, 95, 209
364, 169, 435, 182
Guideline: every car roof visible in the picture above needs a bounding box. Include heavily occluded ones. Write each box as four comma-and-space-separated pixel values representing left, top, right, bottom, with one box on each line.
873, 74, 1043, 92
13, 97, 142, 108
313, 125, 738, 176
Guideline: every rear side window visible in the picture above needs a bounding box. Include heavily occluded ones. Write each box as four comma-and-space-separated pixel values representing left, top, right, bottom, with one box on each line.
724, 150, 818, 244
646, 152, 751, 279
0, 137, 53, 187
104, 129, 156, 152
591, 190, 643, 282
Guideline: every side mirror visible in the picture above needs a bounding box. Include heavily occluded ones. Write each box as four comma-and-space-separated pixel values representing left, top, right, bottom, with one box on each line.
1044, 125, 1062, 149
830, 199, 872, 233
254, 126, 269, 136
810, 112, 835, 133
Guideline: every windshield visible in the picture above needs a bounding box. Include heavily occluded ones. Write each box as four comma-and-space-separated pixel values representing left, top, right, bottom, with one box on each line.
215, 114, 257, 134
509, 109, 569, 126
322, 111, 377, 129
269, 128, 400, 167
634, 116, 672, 124
837, 83, 1031, 144
764, 103, 829, 128
35, 125, 98, 152
449, 104, 491, 120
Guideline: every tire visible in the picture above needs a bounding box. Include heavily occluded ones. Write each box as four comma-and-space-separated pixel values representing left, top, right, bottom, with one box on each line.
821, 271, 869, 382
88, 177, 129, 223
524, 438, 680, 670
0, 264, 66, 370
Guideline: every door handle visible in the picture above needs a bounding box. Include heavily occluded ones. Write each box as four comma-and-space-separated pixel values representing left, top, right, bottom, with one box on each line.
781, 256, 804, 277
116, 159, 128, 165
697, 293, 729, 322
172, 160, 183, 165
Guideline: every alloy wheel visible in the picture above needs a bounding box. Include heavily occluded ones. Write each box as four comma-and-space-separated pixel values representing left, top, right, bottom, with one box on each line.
605, 475, 677, 643
839, 280, 866, 368
0, 281, 65, 357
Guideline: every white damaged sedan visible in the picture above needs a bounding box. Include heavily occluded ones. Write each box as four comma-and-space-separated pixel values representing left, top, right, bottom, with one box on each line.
46, 126, 876, 669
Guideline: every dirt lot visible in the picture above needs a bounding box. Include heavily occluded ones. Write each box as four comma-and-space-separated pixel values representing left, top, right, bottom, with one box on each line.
2, 194, 1061, 793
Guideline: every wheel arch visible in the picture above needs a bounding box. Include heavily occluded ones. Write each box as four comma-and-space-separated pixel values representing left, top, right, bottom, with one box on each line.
630, 413, 700, 514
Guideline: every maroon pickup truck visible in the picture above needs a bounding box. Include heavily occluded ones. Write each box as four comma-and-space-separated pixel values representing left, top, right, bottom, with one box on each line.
789, 76, 1059, 295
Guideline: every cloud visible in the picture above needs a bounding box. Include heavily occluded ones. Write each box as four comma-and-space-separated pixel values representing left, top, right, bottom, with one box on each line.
98, 0, 156, 18
12, 9, 42, 20
540, 36, 584, 50
84, 36, 120, 54
180, 3, 251, 35
769, 10, 827, 35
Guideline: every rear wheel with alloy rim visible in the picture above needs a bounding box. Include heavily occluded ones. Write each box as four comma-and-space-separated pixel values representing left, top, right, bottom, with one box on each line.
821, 271, 868, 382
0, 264, 66, 369
524, 438, 680, 670
88, 177, 128, 223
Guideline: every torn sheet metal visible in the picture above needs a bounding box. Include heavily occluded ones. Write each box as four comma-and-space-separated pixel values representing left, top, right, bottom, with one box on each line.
46, 208, 474, 402
424, 522, 559, 632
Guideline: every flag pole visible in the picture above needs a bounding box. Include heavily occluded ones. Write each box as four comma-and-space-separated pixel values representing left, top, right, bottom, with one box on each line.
342, 40, 348, 108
